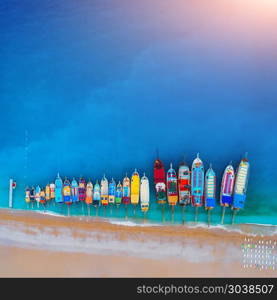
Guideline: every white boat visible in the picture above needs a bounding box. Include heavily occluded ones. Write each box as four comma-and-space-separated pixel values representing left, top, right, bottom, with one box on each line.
140, 173, 150, 213
233, 156, 250, 211
101, 175, 109, 206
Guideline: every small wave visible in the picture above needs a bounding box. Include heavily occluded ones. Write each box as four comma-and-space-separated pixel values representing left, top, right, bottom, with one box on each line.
34, 210, 66, 218
183, 222, 250, 235
107, 219, 276, 236
244, 223, 277, 227
108, 219, 160, 227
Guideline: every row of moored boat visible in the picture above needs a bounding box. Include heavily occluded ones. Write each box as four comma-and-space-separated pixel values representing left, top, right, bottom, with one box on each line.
25, 171, 150, 213
25, 153, 250, 223
154, 153, 250, 223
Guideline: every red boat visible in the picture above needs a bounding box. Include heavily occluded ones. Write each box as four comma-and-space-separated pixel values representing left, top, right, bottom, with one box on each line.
154, 158, 167, 204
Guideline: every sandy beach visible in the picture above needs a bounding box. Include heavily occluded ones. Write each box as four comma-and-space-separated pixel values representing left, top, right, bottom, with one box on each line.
0, 209, 276, 277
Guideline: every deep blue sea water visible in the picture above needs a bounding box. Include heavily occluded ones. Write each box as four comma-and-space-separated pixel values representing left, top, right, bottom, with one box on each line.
0, 0, 276, 225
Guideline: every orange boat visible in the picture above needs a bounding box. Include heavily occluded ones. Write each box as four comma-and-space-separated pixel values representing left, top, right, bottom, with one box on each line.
85, 181, 93, 205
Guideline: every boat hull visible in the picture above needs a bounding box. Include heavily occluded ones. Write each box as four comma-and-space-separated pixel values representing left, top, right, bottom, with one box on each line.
131, 172, 140, 205
63, 180, 72, 205
167, 165, 178, 206
25, 189, 30, 203
232, 158, 250, 210
40, 191, 46, 204
93, 184, 101, 206
178, 164, 191, 206
233, 194, 246, 210
154, 159, 167, 204
140, 176, 150, 213
108, 195, 115, 204
101, 196, 109, 206
50, 184, 55, 200
220, 165, 235, 207
108, 181, 116, 204
71, 180, 79, 203
204, 168, 216, 210
55, 176, 63, 203
131, 195, 139, 205
78, 178, 86, 202
63, 196, 71, 204
122, 176, 131, 205
122, 196, 130, 205
101, 177, 109, 206
85, 182, 93, 205
191, 156, 204, 207
45, 185, 51, 201
115, 197, 122, 205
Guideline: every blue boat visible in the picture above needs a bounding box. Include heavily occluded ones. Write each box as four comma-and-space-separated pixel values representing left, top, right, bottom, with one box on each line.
191, 153, 205, 207
191, 153, 205, 222
35, 185, 41, 207
63, 178, 72, 205
232, 155, 250, 211
204, 165, 216, 209
108, 178, 116, 205
55, 173, 63, 203
93, 180, 101, 207
71, 178, 79, 203
204, 165, 216, 226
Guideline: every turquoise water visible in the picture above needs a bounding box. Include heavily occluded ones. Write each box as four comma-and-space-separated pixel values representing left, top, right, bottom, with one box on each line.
0, 0, 276, 225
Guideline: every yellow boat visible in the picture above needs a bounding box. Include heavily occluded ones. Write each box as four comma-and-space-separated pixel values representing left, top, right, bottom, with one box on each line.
45, 184, 51, 202
131, 169, 140, 205
25, 187, 31, 203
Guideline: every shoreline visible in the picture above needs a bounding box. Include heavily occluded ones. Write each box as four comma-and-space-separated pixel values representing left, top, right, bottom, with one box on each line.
1, 207, 276, 236
0, 208, 276, 277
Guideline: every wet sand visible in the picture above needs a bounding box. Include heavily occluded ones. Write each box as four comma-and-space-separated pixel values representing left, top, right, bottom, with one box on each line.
0, 209, 276, 277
